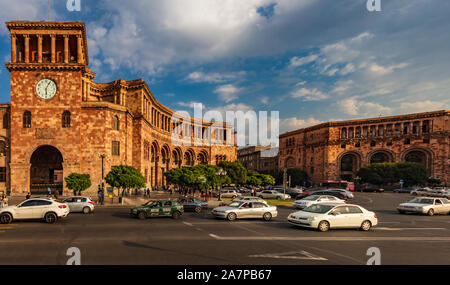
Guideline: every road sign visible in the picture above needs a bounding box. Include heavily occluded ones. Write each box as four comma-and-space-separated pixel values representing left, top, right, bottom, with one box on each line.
399, 180, 404, 183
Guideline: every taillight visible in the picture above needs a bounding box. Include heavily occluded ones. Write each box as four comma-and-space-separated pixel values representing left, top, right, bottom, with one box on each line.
205, 203, 208, 206
59, 205, 67, 209
88, 202, 95, 205
374, 213, 377, 218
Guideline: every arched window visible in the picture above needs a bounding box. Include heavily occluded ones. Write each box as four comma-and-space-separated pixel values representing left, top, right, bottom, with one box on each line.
112, 115, 119, 130
62, 111, 71, 128
23, 111, 31, 128
2, 113, 9, 129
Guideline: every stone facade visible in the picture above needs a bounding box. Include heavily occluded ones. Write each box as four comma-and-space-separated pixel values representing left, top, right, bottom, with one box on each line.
278, 110, 450, 185
1, 21, 236, 196
238, 145, 279, 176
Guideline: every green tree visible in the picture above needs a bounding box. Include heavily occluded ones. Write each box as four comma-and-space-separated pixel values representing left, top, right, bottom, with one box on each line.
105, 165, 146, 196
276, 168, 308, 187
65, 173, 92, 195
218, 161, 247, 185
357, 162, 428, 186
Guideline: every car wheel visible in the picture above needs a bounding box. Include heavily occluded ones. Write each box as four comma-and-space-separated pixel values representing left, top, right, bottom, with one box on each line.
0, 213, 12, 224
318, 221, 330, 232
138, 212, 147, 220
263, 212, 272, 221
227, 212, 237, 221
276, 196, 281, 200
360, 220, 372, 231
172, 211, 181, 219
194, 206, 202, 213
427, 209, 434, 216
398, 209, 405, 214
44, 212, 57, 224
82, 207, 91, 214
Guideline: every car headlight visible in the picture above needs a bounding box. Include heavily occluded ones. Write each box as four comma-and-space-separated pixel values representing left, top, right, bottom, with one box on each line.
307, 216, 316, 221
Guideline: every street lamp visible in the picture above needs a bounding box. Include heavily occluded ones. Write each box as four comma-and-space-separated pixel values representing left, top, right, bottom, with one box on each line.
216, 168, 227, 201
98, 153, 107, 204
354, 176, 361, 191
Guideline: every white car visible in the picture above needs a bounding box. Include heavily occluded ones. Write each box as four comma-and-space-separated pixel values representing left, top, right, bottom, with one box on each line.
287, 203, 378, 232
257, 190, 291, 200
397, 197, 450, 216
233, 196, 266, 203
212, 200, 277, 221
220, 189, 241, 199
293, 195, 346, 209
0, 198, 70, 224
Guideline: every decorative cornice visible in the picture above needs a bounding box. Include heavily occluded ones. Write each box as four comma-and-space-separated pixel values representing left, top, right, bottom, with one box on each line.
5, 62, 86, 72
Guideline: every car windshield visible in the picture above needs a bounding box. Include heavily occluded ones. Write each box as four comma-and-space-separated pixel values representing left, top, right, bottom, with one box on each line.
408, 198, 434, 204
229, 201, 243, 208
302, 204, 335, 214
143, 201, 158, 206
303, 195, 319, 201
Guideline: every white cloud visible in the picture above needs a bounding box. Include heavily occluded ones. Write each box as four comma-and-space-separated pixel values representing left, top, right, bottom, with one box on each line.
185, 71, 246, 83
368, 63, 409, 76
398, 101, 447, 114
214, 84, 242, 103
291, 87, 329, 101
289, 54, 319, 67
280, 117, 323, 133
261, 96, 269, 104
337, 98, 392, 117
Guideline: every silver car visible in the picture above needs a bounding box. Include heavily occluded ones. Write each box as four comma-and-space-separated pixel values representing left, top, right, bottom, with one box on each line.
62, 196, 95, 214
220, 189, 241, 199
232, 196, 266, 202
257, 190, 291, 200
397, 197, 450, 216
212, 201, 277, 221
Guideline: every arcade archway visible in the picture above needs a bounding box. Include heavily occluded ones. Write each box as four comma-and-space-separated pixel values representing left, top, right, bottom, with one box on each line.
30, 145, 63, 194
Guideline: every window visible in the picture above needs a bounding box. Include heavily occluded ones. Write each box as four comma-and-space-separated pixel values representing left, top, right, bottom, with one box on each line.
23, 111, 31, 128
62, 111, 71, 128
355, 142, 360, 148
0, 167, 5, 182
404, 138, 410, 145
370, 141, 376, 147
2, 113, 9, 129
112, 115, 119, 131
112, 141, 120, 156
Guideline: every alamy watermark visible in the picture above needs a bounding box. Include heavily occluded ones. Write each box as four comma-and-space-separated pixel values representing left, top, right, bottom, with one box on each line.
366, 0, 381, 12
170, 103, 279, 152
66, 247, 81, 265
67, 0, 81, 12
366, 247, 381, 265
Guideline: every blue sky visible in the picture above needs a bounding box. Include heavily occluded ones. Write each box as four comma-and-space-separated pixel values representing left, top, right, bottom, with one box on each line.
0, 0, 449, 136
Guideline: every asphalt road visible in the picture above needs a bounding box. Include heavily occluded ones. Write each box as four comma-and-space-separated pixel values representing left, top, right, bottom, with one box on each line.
1, 192, 449, 265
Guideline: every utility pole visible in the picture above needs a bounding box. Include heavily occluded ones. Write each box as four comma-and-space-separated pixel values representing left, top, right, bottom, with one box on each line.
48, 0, 50, 20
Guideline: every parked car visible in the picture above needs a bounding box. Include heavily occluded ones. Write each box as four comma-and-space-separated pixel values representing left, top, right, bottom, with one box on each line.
257, 190, 291, 200
358, 184, 384, 193
285, 188, 304, 197
296, 190, 347, 200
130, 200, 184, 220
323, 188, 354, 199
411, 188, 433, 196
393, 187, 419, 194
177, 196, 208, 213
212, 200, 277, 221
219, 189, 241, 199
397, 197, 450, 216
292, 195, 346, 209
0, 198, 70, 224
287, 203, 378, 232
62, 196, 95, 214
233, 196, 266, 203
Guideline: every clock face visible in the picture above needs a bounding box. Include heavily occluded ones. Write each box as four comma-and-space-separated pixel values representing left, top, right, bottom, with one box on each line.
36, 79, 57, 100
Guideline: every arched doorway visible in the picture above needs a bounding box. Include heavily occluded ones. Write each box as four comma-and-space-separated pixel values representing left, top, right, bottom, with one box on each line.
285, 157, 295, 168
339, 152, 361, 181
30, 145, 63, 195
197, 151, 208, 165
369, 150, 393, 164
403, 149, 432, 174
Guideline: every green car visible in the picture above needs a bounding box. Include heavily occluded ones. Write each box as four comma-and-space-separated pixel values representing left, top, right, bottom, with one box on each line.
130, 200, 184, 220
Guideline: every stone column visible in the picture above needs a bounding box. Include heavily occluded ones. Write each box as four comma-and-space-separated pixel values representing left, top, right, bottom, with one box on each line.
10, 34, 16, 63
51, 35, 56, 63
37, 35, 43, 63
24, 35, 30, 63
64, 35, 69, 63
77, 35, 83, 64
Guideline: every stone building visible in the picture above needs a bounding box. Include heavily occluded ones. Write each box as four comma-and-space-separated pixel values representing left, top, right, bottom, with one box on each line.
0, 21, 236, 196
278, 110, 450, 184
238, 145, 278, 176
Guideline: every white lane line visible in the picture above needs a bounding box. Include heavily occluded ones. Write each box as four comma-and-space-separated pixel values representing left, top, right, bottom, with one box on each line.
183, 222, 193, 227
208, 234, 450, 241
249, 250, 328, 261
376, 227, 446, 231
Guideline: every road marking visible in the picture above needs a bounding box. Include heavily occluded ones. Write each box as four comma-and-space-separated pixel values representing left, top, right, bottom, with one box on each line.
376, 227, 446, 231
0, 227, 13, 230
208, 234, 450, 242
183, 222, 193, 227
249, 250, 327, 261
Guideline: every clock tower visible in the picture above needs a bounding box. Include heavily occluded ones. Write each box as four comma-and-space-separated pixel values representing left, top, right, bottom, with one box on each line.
5, 21, 90, 194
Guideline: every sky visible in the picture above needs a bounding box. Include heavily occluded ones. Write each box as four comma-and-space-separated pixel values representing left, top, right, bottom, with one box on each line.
0, 0, 449, 140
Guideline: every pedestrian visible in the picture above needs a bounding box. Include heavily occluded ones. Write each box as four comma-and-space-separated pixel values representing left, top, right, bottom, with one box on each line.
0, 195, 4, 209
26, 192, 31, 200
54, 190, 59, 199
47, 187, 51, 197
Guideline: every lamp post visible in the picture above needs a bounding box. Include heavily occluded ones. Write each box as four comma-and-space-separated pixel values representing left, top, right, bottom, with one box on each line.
354, 176, 361, 191
216, 168, 227, 201
98, 153, 107, 203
